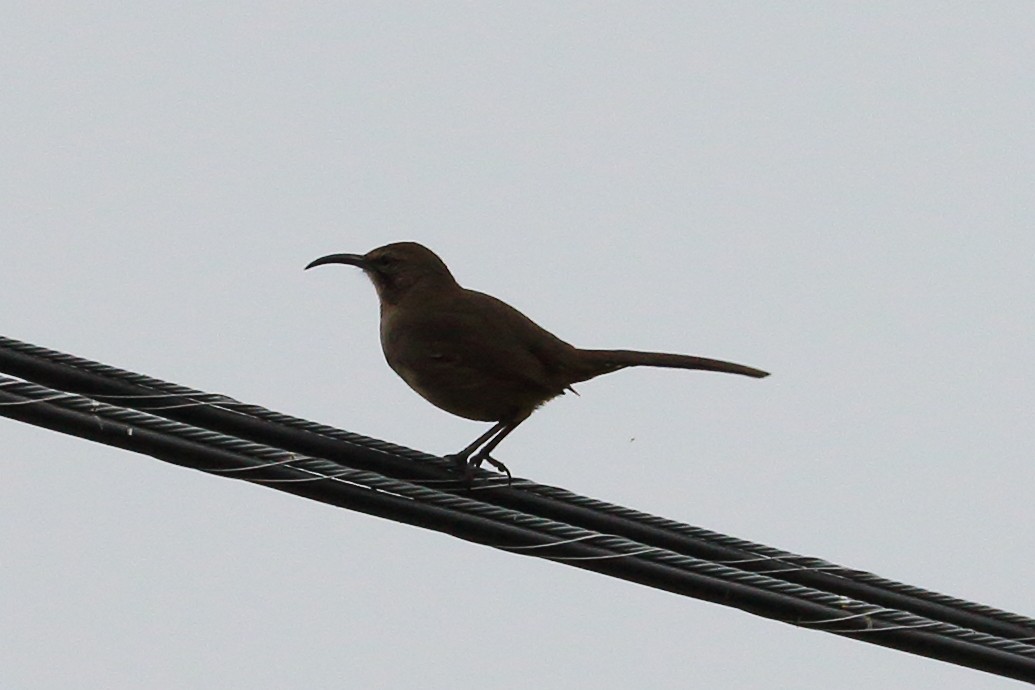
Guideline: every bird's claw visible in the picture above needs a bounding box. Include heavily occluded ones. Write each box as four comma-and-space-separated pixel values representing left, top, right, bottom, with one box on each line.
472, 452, 512, 485
444, 453, 467, 473
444, 452, 512, 486
442, 453, 474, 483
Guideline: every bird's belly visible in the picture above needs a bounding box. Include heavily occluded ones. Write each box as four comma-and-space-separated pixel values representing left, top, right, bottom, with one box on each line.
388, 358, 554, 422
379, 304, 567, 422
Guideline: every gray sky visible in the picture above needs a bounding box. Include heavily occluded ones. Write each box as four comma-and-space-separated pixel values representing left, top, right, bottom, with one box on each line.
3, 4, 1033, 688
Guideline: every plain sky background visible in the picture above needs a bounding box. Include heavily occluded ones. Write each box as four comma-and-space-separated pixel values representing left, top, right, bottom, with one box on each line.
2, 3, 1033, 688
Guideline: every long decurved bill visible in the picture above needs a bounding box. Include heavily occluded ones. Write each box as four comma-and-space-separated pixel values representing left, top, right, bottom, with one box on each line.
304, 253, 367, 270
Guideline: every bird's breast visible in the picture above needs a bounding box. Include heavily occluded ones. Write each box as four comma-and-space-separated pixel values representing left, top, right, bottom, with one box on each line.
376, 301, 565, 422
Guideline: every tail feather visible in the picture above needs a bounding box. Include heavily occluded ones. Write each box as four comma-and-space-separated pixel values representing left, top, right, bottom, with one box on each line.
574, 348, 769, 382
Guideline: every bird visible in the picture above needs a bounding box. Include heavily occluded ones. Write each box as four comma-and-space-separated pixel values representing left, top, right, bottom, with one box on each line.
306, 242, 768, 482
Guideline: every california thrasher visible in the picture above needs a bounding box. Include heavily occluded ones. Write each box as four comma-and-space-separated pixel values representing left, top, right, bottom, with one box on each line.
306, 242, 768, 481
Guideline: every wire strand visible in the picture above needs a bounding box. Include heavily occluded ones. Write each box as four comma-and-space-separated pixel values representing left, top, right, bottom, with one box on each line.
1, 335, 1031, 642
1, 338, 1034, 683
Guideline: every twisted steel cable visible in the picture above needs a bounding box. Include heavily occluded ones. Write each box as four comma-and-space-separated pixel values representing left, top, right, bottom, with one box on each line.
1, 334, 1032, 647
3, 373, 1035, 682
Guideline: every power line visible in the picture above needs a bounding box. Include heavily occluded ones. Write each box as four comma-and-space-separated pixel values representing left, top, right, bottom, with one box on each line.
1, 336, 1033, 682
1, 335, 1031, 641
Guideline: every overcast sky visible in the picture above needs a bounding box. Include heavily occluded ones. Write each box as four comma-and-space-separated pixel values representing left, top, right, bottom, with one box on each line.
3, 4, 1034, 688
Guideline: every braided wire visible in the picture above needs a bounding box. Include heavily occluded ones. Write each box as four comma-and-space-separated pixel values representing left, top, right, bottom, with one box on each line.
2, 334, 1032, 640
3, 372, 1035, 682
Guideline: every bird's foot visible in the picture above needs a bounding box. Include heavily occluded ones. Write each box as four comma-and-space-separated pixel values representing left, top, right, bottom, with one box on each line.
443, 453, 476, 484
444, 453, 468, 473
471, 451, 512, 485
444, 452, 512, 486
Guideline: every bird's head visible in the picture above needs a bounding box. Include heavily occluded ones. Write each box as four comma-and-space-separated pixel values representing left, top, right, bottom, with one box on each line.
305, 241, 458, 305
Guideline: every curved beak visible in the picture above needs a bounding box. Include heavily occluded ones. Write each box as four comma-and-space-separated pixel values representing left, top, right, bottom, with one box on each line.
305, 253, 367, 271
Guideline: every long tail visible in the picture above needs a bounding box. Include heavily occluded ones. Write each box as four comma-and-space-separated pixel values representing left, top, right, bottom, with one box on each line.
573, 348, 769, 382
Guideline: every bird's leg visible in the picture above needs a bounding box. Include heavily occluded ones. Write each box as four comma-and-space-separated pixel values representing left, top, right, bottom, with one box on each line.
467, 415, 531, 484
445, 421, 507, 475
445, 415, 529, 484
